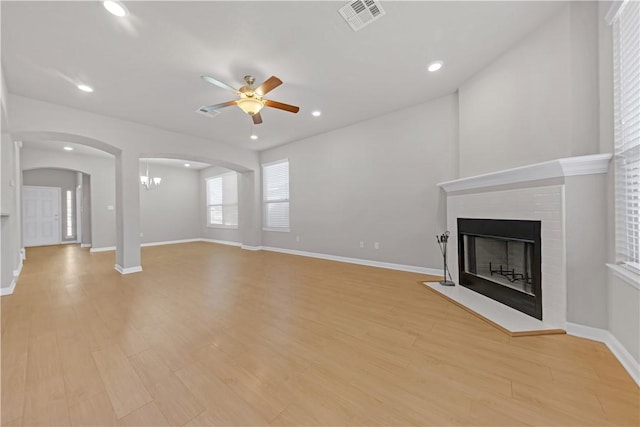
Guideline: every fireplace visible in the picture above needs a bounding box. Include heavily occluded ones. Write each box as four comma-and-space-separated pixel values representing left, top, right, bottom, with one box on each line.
457, 218, 542, 320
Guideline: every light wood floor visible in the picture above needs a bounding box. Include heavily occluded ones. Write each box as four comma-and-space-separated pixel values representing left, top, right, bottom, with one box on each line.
1, 243, 638, 426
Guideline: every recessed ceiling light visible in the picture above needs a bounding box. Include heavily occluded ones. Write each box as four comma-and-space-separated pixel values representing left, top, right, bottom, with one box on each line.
184, 163, 191, 167
77, 84, 93, 93
63, 146, 73, 151
428, 61, 443, 72
250, 134, 258, 140
311, 110, 322, 117
103, 0, 128, 17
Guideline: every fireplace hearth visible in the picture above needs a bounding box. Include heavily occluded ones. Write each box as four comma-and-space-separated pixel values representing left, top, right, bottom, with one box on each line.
457, 218, 542, 320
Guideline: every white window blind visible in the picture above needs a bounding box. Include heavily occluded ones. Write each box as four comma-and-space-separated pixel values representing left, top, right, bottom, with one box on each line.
263, 159, 289, 230
612, 0, 640, 272
206, 172, 238, 227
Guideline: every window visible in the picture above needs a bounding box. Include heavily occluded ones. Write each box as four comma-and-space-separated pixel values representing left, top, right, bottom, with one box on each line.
65, 190, 74, 238
206, 172, 238, 228
263, 159, 289, 231
611, 0, 640, 272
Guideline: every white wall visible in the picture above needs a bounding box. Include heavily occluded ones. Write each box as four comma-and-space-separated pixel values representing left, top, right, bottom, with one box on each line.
260, 94, 459, 269
200, 166, 241, 244
139, 162, 200, 244
458, 3, 599, 177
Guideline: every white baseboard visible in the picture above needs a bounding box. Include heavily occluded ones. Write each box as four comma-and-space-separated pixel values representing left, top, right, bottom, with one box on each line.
92, 238, 234, 252
80, 243, 91, 248
3, 251, 24, 296
114, 264, 143, 275
90, 246, 116, 253
20, 248, 26, 260
0, 279, 16, 296
94, 240, 444, 277
13, 257, 23, 277
258, 246, 444, 276
141, 238, 201, 247
566, 322, 639, 386
241, 245, 263, 251
201, 238, 242, 247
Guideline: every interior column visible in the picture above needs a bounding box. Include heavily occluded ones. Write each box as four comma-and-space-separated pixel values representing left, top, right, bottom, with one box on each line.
239, 170, 262, 249
115, 149, 142, 274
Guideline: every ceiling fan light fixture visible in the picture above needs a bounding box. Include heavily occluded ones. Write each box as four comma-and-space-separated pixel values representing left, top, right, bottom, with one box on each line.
236, 97, 265, 116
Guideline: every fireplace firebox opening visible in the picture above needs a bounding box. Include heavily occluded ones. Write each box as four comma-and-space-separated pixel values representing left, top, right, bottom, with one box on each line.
457, 218, 542, 320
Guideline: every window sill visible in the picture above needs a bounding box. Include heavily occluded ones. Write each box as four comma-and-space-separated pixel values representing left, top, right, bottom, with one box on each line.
263, 227, 290, 233
606, 263, 640, 290
206, 225, 238, 230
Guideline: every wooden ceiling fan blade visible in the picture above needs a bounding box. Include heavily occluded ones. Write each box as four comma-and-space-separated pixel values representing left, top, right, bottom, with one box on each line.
255, 76, 282, 96
199, 100, 237, 112
252, 112, 263, 125
200, 75, 239, 93
265, 99, 300, 113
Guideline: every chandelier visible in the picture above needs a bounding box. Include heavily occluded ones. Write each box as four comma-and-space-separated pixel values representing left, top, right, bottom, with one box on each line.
140, 162, 161, 190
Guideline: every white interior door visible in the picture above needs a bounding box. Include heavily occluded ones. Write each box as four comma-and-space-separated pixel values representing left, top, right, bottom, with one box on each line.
23, 186, 61, 247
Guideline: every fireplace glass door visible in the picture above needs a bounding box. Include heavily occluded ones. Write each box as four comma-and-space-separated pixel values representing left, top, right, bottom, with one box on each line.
457, 218, 542, 320
463, 235, 534, 295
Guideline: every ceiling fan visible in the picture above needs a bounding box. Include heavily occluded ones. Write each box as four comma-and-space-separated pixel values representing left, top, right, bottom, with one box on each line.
199, 74, 300, 125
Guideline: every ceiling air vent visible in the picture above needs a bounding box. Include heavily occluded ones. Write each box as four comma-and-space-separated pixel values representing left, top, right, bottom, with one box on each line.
195, 107, 221, 118
338, 0, 386, 32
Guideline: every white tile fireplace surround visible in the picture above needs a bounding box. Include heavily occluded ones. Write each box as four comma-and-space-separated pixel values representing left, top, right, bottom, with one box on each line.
430, 153, 612, 334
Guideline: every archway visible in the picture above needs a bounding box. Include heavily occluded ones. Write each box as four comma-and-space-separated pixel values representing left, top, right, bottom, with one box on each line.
137, 153, 262, 253
22, 166, 93, 249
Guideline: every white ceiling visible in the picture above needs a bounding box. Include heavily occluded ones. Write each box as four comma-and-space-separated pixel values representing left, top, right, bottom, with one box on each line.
2, 1, 564, 151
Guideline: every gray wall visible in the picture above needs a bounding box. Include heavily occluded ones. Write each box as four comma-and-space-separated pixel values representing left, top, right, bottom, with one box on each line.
200, 166, 241, 244
458, 2, 599, 177
597, 1, 639, 364
259, 94, 459, 269
81, 173, 91, 245
23, 168, 78, 243
139, 162, 200, 244
1, 133, 22, 291
21, 149, 203, 249
608, 273, 640, 362
21, 147, 116, 250
565, 174, 608, 328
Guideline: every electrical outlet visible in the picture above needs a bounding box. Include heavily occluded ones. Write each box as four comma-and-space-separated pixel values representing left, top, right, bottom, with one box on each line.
139, 232, 144, 237
107, 205, 114, 211
359, 241, 364, 248
296, 235, 300, 242
374, 242, 380, 249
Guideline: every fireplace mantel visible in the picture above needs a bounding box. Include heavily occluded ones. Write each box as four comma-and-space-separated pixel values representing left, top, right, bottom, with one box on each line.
438, 153, 612, 193
431, 153, 611, 334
